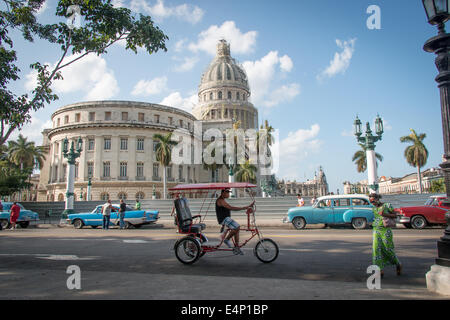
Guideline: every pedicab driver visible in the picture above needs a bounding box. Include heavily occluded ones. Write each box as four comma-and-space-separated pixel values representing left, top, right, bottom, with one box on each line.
216, 188, 254, 255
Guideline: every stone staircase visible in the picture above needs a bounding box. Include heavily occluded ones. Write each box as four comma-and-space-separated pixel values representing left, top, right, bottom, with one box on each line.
19, 193, 439, 222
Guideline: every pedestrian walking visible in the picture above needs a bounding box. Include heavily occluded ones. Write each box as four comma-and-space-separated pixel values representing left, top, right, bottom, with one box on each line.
135, 199, 141, 210
369, 193, 402, 277
297, 194, 305, 207
119, 199, 127, 229
9, 202, 20, 230
311, 195, 317, 205
101, 199, 113, 230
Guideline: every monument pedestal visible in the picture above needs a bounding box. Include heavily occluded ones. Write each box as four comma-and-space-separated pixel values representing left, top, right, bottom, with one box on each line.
426, 264, 450, 295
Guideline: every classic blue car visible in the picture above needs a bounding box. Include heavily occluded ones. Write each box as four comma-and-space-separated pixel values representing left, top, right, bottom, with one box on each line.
66, 204, 159, 229
0, 202, 40, 229
283, 194, 374, 230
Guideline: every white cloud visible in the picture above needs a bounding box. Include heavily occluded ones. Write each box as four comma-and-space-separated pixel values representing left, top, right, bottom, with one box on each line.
9, 112, 52, 146
131, 76, 168, 96
272, 124, 322, 179
188, 21, 257, 56
130, 0, 204, 24
25, 53, 119, 100
317, 38, 356, 81
173, 56, 199, 72
160, 92, 198, 113
265, 84, 301, 108
279, 55, 293, 72
242, 51, 298, 108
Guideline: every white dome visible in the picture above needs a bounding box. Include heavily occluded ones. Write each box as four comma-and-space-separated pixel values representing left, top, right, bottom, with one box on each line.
199, 40, 250, 94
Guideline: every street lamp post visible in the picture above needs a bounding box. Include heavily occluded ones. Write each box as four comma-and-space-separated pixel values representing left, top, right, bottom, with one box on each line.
228, 156, 236, 198
353, 115, 384, 194
87, 177, 92, 201
61, 137, 83, 221
421, 0, 450, 295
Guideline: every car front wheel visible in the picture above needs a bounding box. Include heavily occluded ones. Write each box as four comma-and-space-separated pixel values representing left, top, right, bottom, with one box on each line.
351, 218, 367, 230
292, 217, 306, 230
0, 220, 9, 229
73, 219, 84, 229
411, 215, 427, 229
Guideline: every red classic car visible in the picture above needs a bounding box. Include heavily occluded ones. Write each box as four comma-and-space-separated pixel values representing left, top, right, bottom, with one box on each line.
395, 195, 450, 229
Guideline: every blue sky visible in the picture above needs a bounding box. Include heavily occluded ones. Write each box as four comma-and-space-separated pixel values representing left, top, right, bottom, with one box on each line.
7, 0, 446, 193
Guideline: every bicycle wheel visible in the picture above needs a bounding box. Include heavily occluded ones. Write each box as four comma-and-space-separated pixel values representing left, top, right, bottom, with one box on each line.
174, 236, 201, 264
254, 238, 279, 263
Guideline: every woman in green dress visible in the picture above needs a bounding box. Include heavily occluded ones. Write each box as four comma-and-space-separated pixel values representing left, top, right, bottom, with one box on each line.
369, 193, 402, 277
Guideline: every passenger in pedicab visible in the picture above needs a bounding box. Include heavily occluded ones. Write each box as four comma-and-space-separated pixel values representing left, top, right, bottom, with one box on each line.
215, 188, 255, 255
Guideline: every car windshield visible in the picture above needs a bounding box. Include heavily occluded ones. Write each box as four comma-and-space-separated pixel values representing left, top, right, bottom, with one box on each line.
425, 199, 434, 206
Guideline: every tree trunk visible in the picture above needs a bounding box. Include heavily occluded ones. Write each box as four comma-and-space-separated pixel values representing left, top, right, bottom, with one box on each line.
417, 165, 423, 194
163, 166, 167, 199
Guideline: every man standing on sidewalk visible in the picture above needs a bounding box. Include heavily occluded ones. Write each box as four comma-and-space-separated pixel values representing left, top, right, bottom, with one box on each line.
119, 199, 127, 229
101, 200, 114, 230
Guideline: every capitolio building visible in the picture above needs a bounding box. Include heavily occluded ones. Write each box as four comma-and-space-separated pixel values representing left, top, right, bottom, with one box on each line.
37, 40, 261, 201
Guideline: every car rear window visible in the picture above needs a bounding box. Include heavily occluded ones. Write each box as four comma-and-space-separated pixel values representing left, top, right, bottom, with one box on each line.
352, 198, 369, 206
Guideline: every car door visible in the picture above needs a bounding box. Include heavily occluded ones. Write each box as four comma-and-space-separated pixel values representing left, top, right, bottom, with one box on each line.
313, 200, 334, 224
434, 198, 449, 224
333, 198, 350, 224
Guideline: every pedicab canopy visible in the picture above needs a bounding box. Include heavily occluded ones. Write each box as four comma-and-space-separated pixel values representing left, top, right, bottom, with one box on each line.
168, 182, 257, 192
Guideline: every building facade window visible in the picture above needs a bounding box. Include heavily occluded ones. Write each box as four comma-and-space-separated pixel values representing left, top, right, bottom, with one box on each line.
136, 192, 145, 200
89, 112, 95, 121
121, 112, 128, 121
75, 113, 80, 122
120, 138, 128, 150
103, 161, 110, 177
178, 165, 183, 180
210, 92, 213, 100
105, 112, 111, 120
168, 117, 173, 125
88, 139, 95, 151
218, 91, 222, 99
120, 162, 127, 177
87, 162, 94, 178
64, 115, 69, 124
136, 162, 144, 177
104, 138, 111, 150
153, 163, 159, 178
154, 114, 160, 123
236, 92, 240, 100
117, 192, 127, 200
138, 112, 145, 122
100, 193, 109, 201
137, 138, 144, 151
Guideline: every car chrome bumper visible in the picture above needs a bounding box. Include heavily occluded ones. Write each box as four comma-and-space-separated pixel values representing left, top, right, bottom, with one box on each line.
398, 216, 410, 223
282, 217, 290, 223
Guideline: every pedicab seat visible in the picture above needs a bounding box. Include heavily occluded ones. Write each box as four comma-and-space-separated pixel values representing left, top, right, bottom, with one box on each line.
174, 198, 206, 234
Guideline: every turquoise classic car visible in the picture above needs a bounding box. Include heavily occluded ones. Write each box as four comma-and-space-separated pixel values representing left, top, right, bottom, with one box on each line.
283, 194, 374, 230
0, 202, 40, 229
66, 204, 159, 229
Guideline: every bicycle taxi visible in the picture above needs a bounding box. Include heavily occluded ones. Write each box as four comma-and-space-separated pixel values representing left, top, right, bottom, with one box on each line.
169, 182, 279, 265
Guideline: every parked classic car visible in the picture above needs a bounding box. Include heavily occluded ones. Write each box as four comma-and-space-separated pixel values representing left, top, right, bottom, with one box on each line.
66, 204, 159, 229
395, 195, 449, 229
283, 194, 375, 229
0, 202, 40, 229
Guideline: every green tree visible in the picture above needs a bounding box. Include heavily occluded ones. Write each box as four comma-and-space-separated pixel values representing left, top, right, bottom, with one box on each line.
352, 143, 383, 173
153, 132, 178, 199
430, 179, 446, 194
7, 134, 46, 170
235, 160, 257, 183
1, 0, 168, 146
400, 129, 429, 194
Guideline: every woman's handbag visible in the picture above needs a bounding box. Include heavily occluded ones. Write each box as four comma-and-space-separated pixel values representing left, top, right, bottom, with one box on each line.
380, 204, 396, 228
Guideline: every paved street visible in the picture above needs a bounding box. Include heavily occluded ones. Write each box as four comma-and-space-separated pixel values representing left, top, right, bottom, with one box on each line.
0, 222, 447, 300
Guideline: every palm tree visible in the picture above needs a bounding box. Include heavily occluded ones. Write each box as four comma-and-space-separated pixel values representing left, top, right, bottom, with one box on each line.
352, 143, 383, 173
400, 129, 429, 194
259, 119, 275, 147
235, 160, 257, 183
8, 134, 46, 171
153, 132, 178, 199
